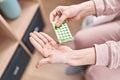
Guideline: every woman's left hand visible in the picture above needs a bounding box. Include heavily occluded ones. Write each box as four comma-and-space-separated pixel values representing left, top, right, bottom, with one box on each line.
29, 32, 73, 68
29, 32, 96, 68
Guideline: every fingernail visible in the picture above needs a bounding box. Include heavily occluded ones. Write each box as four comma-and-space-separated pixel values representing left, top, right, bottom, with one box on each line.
30, 33, 33, 36
56, 23, 60, 27
36, 65, 38, 69
50, 21, 52, 23
33, 31, 37, 34
33, 31, 37, 33
36, 64, 40, 69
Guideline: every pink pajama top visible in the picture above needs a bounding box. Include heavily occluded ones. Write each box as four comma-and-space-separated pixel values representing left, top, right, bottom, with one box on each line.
92, 0, 120, 69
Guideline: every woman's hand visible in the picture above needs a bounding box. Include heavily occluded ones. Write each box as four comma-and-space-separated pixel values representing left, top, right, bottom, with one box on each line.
50, 5, 80, 26
29, 32, 74, 68
50, 1, 96, 27
29, 32, 96, 68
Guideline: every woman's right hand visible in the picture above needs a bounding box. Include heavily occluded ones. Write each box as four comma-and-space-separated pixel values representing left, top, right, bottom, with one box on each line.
49, 1, 96, 27
49, 5, 81, 26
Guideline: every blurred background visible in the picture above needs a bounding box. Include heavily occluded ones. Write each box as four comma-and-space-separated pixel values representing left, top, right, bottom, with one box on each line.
0, 0, 86, 80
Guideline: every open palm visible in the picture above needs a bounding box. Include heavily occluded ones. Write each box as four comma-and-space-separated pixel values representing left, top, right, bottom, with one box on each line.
29, 32, 73, 68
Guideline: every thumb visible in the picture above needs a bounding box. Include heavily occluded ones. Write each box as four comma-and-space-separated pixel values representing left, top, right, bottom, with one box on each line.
56, 15, 67, 27
36, 58, 50, 69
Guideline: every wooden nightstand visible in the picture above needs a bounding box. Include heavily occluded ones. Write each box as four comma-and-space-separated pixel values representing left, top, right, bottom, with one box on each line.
0, 0, 44, 80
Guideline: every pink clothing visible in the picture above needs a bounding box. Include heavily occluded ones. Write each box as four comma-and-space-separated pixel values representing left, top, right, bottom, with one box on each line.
93, 0, 120, 69
75, 20, 120, 80
93, 0, 120, 16
75, 20, 120, 68
74, 0, 120, 80
85, 66, 120, 80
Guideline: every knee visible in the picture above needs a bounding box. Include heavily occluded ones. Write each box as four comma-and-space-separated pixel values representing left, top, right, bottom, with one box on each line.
85, 66, 99, 80
85, 66, 104, 80
74, 31, 88, 49
85, 66, 119, 80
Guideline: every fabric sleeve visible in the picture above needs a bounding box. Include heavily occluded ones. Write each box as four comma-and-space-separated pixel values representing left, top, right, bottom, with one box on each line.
92, 0, 120, 16
95, 41, 120, 69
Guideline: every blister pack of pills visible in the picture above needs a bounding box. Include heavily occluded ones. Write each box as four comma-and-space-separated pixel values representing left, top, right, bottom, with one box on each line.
52, 21, 73, 43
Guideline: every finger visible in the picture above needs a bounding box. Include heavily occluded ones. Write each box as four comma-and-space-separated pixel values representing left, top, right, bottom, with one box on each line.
49, 6, 63, 23
54, 16, 59, 23
33, 32, 48, 44
30, 32, 45, 47
36, 58, 50, 68
49, 10, 57, 23
40, 32, 57, 45
29, 37, 43, 53
29, 37, 50, 57
56, 14, 67, 27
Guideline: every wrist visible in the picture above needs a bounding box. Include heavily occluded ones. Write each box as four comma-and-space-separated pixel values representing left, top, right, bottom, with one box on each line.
66, 47, 96, 66
78, 1, 96, 17
83, 47, 96, 65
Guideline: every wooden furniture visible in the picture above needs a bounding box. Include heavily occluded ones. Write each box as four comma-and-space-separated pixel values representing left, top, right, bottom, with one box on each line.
0, 0, 85, 80
0, 0, 44, 80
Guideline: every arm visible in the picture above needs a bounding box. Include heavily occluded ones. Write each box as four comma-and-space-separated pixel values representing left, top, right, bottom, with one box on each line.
67, 47, 96, 66
29, 32, 120, 69
29, 32, 96, 68
92, 0, 120, 16
95, 41, 120, 69
49, 1, 96, 27
66, 39, 120, 69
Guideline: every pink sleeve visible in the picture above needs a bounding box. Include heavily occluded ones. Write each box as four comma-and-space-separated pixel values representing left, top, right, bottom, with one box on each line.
95, 41, 120, 69
92, 0, 120, 16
